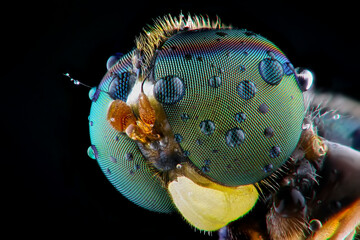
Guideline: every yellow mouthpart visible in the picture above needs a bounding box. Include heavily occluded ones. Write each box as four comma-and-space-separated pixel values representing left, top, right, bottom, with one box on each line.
168, 164, 259, 231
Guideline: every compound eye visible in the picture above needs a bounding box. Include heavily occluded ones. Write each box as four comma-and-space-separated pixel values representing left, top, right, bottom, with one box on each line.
89, 52, 175, 213
108, 71, 135, 101
153, 29, 305, 186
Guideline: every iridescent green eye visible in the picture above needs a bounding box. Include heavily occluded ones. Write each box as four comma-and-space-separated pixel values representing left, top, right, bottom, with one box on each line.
154, 29, 304, 186
88, 53, 174, 213
88, 14, 305, 214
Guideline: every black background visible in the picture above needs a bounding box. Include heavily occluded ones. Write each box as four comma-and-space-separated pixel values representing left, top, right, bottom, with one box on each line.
4, 0, 359, 239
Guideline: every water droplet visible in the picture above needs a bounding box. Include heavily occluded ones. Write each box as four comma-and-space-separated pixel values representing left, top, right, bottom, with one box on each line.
176, 164, 182, 169
309, 219, 322, 232
89, 121, 93, 126
125, 152, 133, 161
209, 76, 222, 88
106, 52, 123, 70
200, 120, 216, 135
109, 72, 134, 102
154, 76, 185, 104
238, 65, 246, 73
258, 103, 269, 114
88, 145, 98, 160
88, 87, 97, 100
174, 134, 183, 143
270, 146, 281, 158
264, 127, 274, 138
106, 168, 111, 175
201, 165, 210, 173
65, 73, 87, 87
263, 164, 274, 173
332, 114, 341, 120
237, 80, 257, 100
87, 146, 95, 159
259, 58, 284, 85
180, 113, 190, 122
235, 112, 246, 123
225, 128, 245, 147
110, 156, 117, 163
295, 68, 314, 91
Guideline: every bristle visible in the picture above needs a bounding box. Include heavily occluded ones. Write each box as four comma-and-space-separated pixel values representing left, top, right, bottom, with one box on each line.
258, 157, 294, 195
134, 13, 231, 78
254, 182, 267, 202
260, 178, 278, 193
266, 207, 307, 240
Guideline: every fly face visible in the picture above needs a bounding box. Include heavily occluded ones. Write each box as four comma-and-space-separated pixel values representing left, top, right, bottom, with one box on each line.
87, 14, 360, 239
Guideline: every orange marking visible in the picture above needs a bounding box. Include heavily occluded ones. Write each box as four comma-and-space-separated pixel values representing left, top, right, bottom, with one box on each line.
125, 123, 147, 143
107, 94, 160, 143
107, 100, 136, 132
138, 92, 156, 127
308, 199, 360, 240
248, 229, 264, 240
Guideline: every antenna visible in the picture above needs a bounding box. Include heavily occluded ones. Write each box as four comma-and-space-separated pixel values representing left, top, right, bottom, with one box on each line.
65, 72, 113, 101
64, 73, 93, 88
